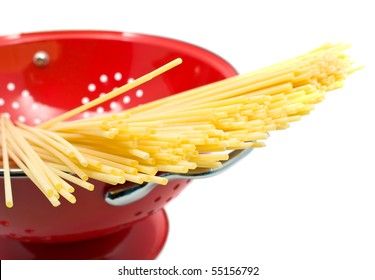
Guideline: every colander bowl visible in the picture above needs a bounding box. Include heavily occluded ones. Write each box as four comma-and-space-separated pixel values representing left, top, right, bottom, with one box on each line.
0, 30, 237, 259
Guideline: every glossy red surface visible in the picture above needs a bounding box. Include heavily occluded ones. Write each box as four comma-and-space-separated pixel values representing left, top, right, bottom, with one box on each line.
0, 209, 169, 260
0, 30, 237, 259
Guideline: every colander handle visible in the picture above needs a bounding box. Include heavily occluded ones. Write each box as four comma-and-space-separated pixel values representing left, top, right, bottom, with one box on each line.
105, 148, 253, 206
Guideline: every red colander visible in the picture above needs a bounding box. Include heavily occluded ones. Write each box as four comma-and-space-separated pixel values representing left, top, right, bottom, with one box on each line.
0, 30, 249, 260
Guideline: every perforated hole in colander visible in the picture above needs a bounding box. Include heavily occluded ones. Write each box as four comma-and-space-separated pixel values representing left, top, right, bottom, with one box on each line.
99, 74, 108, 83
114, 72, 122, 81
8, 233, 21, 239
79, 73, 145, 119
7, 83, 15, 91
0, 220, 10, 227
0, 69, 146, 125
0, 82, 44, 125
134, 211, 143, 217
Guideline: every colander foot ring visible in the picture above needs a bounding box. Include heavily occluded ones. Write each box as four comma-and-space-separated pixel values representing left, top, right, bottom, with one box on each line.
0, 209, 169, 260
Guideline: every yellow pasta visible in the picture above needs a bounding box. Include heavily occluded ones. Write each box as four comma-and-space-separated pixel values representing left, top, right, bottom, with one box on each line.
0, 43, 359, 207
1, 116, 13, 208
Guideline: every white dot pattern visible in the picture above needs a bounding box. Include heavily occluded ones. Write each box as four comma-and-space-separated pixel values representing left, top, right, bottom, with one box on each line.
96, 107, 104, 114
100, 74, 108, 83
110, 101, 118, 110
123, 96, 131, 104
136, 89, 143, 98
12, 101, 20, 109
7, 83, 15, 91
81, 97, 90, 104
18, 115, 26, 122
21, 90, 30, 98
83, 112, 91, 119
1, 72, 144, 125
114, 72, 122, 81
88, 83, 96, 92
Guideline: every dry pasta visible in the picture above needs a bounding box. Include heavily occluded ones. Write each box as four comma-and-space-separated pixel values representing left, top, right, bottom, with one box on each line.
0, 43, 359, 207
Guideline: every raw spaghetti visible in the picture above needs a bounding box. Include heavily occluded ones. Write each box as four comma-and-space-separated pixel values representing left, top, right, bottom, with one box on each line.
0, 43, 359, 207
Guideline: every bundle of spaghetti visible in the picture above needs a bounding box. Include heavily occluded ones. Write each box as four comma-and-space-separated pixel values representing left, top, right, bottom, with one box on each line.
0, 43, 359, 207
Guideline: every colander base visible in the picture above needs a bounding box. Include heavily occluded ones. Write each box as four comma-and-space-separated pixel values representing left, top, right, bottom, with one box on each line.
0, 209, 168, 260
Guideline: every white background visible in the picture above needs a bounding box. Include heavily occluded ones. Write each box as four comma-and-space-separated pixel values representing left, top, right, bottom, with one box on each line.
1, 0, 375, 279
